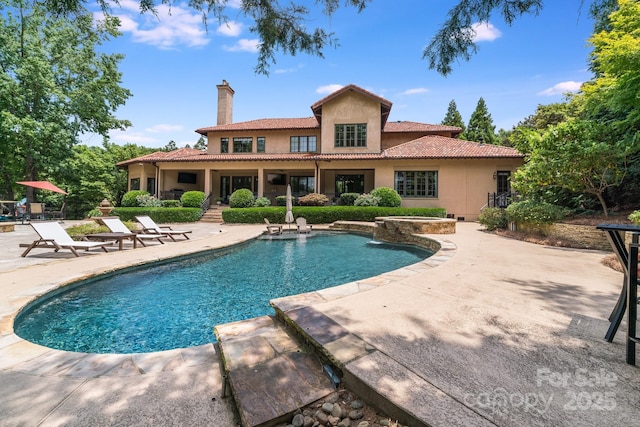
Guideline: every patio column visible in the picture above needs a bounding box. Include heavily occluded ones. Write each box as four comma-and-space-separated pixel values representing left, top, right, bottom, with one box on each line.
204, 168, 211, 197
315, 161, 321, 194
257, 167, 264, 197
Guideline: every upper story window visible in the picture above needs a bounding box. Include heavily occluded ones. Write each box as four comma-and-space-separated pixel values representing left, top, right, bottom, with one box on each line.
220, 137, 229, 153
335, 124, 367, 147
290, 136, 317, 153
395, 171, 438, 198
257, 137, 266, 153
233, 137, 253, 153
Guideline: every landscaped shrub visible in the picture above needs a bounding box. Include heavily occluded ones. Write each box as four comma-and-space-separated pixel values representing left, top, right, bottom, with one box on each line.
180, 191, 206, 208
65, 222, 109, 239
298, 193, 329, 206
229, 189, 255, 208
121, 190, 149, 207
112, 207, 202, 222
254, 196, 272, 207
505, 200, 568, 225
275, 195, 287, 206
222, 206, 447, 224
340, 193, 360, 206
629, 210, 640, 225
354, 193, 380, 206
162, 200, 182, 208
370, 187, 402, 207
136, 194, 163, 207
85, 208, 102, 218
478, 207, 507, 231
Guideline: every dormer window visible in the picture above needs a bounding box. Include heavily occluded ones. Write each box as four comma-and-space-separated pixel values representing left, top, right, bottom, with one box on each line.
335, 124, 367, 147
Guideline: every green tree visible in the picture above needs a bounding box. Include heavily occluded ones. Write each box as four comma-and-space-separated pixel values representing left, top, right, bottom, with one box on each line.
580, 0, 640, 207
582, 0, 640, 132
465, 97, 497, 144
441, 100, 466, 136
59, 143, 155, 218
0, 1, 130, 202
512, 120, 634, 216
162, 140, 178, 152
36, 0, 613, 76
194, 136, 207, 151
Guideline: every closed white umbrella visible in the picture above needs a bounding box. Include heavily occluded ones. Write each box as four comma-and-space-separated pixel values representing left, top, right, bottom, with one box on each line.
285, 184, 294, 231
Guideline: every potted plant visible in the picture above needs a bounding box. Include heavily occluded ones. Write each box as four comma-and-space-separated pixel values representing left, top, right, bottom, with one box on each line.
215, 197, 223, 205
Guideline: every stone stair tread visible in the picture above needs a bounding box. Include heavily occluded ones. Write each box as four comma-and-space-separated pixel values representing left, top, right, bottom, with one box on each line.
216, 316, 335, 427
229, 352, 334, 427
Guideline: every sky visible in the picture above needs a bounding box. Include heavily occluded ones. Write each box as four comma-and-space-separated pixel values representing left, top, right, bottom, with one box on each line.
83, 0, 596, 148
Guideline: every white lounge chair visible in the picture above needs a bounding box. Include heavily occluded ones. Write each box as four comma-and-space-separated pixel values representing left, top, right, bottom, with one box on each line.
22, 221, 110, 257
296, 217, 312, 234
135, 215, 192, 241
264, 218, 283, 235
100, 217, 165, 246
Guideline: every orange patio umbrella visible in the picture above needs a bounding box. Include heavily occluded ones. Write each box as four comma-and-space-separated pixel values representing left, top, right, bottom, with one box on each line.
17, 181, 68, 195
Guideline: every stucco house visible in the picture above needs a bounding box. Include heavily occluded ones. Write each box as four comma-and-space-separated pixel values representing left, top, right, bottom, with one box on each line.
118, 81, 523, 220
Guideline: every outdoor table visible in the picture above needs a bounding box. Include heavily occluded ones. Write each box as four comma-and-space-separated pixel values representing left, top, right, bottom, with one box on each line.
597, 223, 640, 365
84, 232, 138, 251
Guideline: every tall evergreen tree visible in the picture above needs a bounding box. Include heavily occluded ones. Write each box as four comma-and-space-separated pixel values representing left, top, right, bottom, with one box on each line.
441, 100, 466, 136
465, 97, 497, 144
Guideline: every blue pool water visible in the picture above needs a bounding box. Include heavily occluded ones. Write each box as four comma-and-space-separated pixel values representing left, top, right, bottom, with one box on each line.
14, 232, 433, 354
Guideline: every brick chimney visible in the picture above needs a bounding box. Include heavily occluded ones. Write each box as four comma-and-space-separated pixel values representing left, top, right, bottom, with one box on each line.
216, 80, 234, 125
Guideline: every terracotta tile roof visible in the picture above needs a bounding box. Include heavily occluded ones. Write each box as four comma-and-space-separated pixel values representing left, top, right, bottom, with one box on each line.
382, 121, 462, 134
119, 136, 522, 166
195, 117, 319, 135
383, 136, 523, 159
117, 147, 206, 166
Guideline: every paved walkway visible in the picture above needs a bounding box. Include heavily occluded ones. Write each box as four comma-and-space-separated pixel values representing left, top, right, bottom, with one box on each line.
0, 220, 638, 426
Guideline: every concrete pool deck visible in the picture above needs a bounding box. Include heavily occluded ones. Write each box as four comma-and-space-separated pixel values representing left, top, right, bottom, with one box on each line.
0, 220, 639, 426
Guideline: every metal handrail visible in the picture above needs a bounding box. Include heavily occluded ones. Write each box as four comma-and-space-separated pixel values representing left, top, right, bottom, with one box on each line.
199, 193, 212, 218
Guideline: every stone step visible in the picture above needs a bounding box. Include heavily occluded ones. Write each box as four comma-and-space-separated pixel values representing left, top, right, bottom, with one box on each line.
215, 316, 335, 427
200, 207, 224, 223
270, 303, 495, 427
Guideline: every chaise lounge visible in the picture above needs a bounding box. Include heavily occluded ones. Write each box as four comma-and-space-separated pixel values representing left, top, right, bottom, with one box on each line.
135, 215, 192, 241
22, 221, 111, 257
100, 217, 166, 246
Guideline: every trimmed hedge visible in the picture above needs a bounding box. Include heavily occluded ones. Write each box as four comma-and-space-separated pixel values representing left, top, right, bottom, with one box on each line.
222, 206, 447, 224
112, 207, 202, 222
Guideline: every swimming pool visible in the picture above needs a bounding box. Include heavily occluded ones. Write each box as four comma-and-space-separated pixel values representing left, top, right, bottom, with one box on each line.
14, 232, 433, 354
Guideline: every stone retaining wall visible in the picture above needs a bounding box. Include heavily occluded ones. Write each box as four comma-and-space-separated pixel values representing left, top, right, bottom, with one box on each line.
517, 222, 611, 251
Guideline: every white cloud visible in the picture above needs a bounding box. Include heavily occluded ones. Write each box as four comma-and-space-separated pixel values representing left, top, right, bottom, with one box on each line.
111, 1, 210, 49
537, 81, 583, 96
470, 22, 502, 42
110, 130, 159, 144
275, 64, 305, 74
217, 21, 243, 37
401, 88, 429, 95
223, 38, 260, 52
316, 84, 344, 94
145, 124, 184, 133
